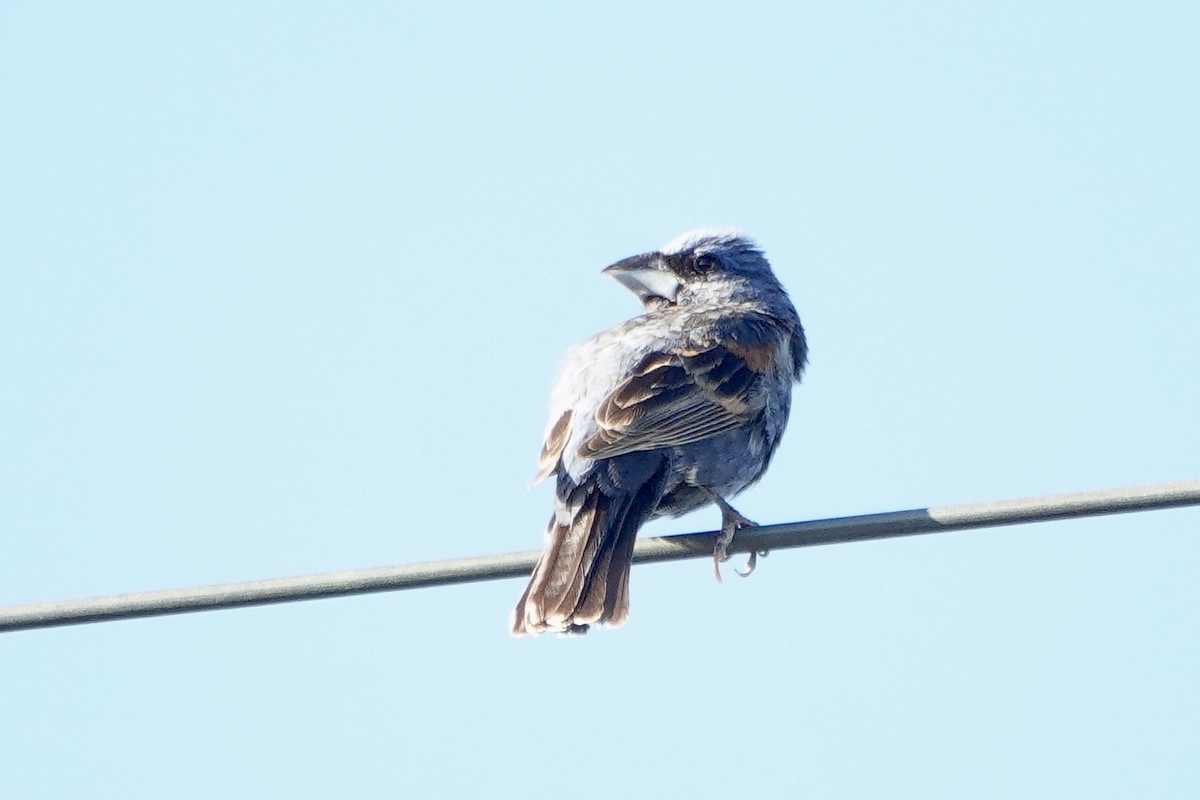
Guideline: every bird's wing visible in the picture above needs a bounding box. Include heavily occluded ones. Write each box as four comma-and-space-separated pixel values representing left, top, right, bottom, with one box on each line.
577, 342, 775, 461
533, 409, 573, 483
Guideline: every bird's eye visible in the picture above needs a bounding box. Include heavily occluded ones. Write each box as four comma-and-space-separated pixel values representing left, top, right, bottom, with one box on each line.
694, 254, 719, 273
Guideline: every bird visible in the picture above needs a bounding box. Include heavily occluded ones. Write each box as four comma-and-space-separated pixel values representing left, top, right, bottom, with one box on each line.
510, 228, 807, 636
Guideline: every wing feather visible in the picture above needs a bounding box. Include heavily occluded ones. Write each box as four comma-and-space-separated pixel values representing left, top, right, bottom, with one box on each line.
578, 342, 774, 460
533, 409, 573, 484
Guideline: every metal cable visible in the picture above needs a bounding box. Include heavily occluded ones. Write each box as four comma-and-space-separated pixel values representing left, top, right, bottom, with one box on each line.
2, 479, 1197, 634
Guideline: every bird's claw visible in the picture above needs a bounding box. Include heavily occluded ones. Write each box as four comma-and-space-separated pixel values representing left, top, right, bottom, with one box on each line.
735, 548, 770, 578
712, 542, 730, 583
711, 496, 757, 583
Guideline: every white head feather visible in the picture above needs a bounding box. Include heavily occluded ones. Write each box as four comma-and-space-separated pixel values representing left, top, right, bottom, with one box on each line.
659, 227, 754, 257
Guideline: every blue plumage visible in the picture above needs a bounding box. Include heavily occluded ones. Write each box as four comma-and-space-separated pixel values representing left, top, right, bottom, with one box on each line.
512, 229, 807, 635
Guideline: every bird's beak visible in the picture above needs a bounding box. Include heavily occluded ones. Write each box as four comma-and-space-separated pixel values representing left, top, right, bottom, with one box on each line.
602, 253, 681, 304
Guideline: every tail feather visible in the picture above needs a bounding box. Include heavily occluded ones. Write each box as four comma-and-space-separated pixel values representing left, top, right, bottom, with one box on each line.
569, 498, 625, 626
545, 497, 606, 627
511, 459, 669, 636
601, 516, 639, 626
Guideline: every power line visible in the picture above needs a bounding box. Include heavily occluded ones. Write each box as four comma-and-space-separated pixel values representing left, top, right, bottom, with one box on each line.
2, 479, 1197, 634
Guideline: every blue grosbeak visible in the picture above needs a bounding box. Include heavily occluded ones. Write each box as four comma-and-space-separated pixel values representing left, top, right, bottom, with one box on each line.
512, 229, 807, 635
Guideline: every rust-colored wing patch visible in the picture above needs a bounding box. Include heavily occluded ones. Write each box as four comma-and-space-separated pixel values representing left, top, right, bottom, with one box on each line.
533, 409, 573, 483
578, 343, 773, 460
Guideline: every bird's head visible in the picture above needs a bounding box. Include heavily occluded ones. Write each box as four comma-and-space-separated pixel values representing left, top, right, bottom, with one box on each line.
602, 228, 781, 310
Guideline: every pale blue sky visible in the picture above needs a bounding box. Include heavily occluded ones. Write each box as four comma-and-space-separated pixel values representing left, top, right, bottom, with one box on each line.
2, 2, 1198, 798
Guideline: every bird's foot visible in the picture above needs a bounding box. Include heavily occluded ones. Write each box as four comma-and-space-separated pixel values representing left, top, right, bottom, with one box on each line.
710, 496, 758, 583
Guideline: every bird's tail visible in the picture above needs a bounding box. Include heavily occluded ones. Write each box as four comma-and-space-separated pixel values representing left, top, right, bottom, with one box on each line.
511, 464, 667, 636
